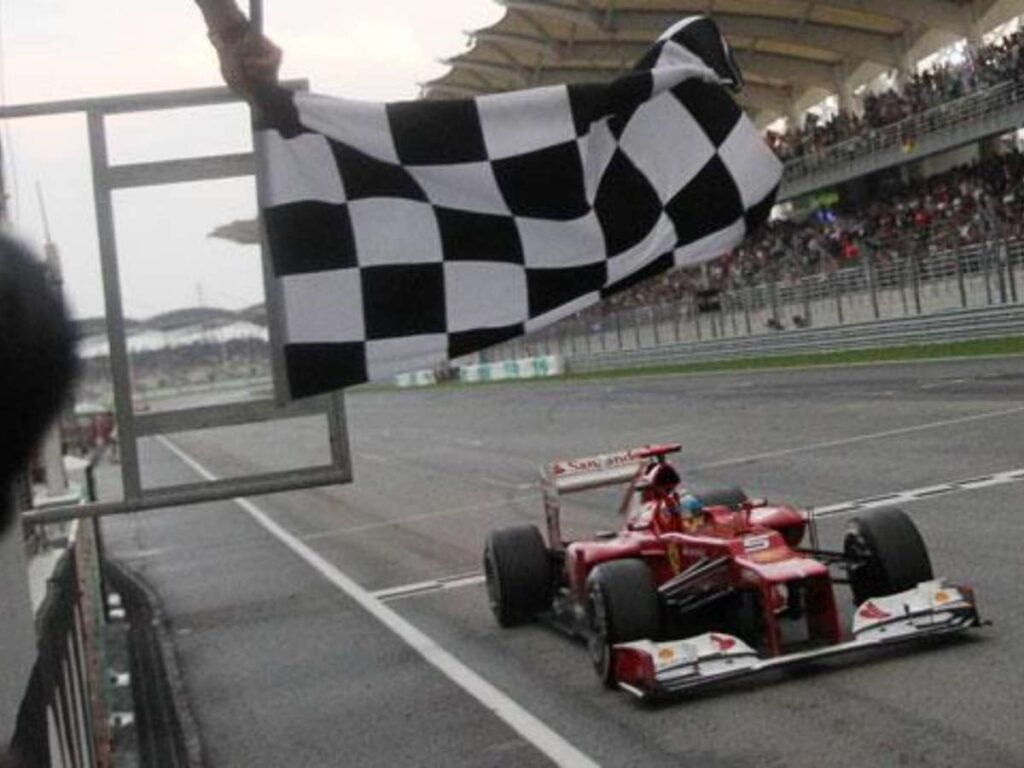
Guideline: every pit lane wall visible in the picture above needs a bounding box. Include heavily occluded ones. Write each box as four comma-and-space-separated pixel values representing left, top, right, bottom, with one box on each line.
4, 462, 117, 767
13, 520, 112, 767
394, 355, 564, 387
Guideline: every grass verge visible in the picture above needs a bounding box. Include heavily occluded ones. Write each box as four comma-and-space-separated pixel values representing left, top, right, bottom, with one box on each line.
354, 335, 1024, 393
566, 335, 1024, 381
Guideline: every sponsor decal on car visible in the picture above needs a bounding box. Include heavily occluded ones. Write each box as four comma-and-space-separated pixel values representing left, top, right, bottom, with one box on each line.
552, 449, 647, 476
667, 542, 684, 574
743, 534, 772, 552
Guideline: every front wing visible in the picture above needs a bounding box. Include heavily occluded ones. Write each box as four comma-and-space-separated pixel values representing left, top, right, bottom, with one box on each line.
612, 580, 982, 699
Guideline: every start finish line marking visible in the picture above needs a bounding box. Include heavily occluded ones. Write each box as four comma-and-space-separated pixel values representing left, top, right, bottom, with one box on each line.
811, 466, 1024, 518
372, 465, 1024, 602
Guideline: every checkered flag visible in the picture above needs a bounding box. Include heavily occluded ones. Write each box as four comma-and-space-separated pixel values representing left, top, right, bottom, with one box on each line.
255, 16, 782, 398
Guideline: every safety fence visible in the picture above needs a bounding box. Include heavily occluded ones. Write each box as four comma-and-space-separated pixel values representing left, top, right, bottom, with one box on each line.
11, 520, 111, 768
782, 78, 1024, 189
568, 303, 1024, 373
479, 237, 1024, 367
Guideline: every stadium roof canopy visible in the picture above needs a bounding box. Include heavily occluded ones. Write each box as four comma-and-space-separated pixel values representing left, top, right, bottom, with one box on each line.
424, 0, 1024, 126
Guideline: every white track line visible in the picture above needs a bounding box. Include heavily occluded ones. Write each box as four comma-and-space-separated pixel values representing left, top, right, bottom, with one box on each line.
298, 492, 536, 542
375, 574, 487, 602
156, 436, 599, 768
691, 404, 1024, 470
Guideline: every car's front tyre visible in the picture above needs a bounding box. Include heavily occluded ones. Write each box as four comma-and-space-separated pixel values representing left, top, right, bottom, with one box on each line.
586, 559, 661, 687
483, 525, 552, 627
844, 507, 934, 605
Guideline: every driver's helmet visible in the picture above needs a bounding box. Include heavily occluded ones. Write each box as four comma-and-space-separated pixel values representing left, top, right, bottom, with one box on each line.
679, 493, 704, 517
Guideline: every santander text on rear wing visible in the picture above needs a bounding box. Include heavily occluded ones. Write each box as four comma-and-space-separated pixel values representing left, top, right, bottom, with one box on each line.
541, 444, 681, 548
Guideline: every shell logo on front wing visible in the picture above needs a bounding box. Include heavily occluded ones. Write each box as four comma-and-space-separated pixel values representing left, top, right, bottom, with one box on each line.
710, 634, 736, 652
749, 548, 793, 564
858, 601, 892, 621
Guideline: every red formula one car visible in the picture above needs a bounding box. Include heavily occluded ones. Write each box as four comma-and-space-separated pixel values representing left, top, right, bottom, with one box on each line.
483, 444, 982, 698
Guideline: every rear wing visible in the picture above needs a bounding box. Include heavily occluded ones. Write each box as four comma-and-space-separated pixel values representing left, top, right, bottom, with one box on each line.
541, 444, 680, 549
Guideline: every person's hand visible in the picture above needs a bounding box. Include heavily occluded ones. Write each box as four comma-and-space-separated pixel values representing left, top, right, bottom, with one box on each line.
210, 25, 282, 98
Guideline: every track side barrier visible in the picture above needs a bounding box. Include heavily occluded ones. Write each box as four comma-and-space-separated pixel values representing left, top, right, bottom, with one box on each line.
459, 355, 564, 384
394, 371, 438, 388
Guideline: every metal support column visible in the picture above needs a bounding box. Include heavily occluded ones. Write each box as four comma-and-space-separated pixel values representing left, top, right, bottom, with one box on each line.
743, 287, 752, 335
955, 245, 968, 308
1007, 241, 1019, 304
983, 245, 994, 305
866, 251, 880, 320
87, 111, 142, 503
833, 273, 844, 324
910, 251, 922, 315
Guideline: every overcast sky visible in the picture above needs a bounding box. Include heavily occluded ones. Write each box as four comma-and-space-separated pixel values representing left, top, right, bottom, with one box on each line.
2, 1, 504, 319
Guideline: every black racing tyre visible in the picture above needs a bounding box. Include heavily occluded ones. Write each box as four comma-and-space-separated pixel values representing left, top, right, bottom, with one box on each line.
844, 507, 934, 605
483, 525, 552, 627
586, 559, 660, 687
696, 486, 749, 510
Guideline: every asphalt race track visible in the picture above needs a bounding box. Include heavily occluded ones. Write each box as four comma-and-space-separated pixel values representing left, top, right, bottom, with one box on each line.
104, 357, 1024, 767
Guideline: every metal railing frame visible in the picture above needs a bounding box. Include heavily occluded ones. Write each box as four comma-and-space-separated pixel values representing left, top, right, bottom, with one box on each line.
1, 83, 353, 527
780, 78, 1024, 198
488, 233, 1024, 364
12, 526, 102, 768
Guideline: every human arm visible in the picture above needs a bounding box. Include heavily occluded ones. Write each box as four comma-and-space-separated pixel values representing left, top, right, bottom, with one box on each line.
193, 0, 282, 99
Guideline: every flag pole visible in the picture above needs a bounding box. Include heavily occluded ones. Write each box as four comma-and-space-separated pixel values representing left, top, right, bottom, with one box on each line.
249, 0, 263, 36
245, 0, 290, 402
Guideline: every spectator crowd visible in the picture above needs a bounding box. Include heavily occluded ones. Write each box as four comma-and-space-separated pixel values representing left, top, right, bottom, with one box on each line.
586, 148, 1024, 317
769, 29, 1024, 162
572, 27, 1024, 320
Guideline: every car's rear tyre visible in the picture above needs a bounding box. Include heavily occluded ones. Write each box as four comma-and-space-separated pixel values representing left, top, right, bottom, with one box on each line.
586, 559, 660, 687
844, 507, 934, 605
696, 486, 749, 510
483, 525, 552, 627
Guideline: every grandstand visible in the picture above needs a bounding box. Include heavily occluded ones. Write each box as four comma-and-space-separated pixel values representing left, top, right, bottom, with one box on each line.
75, 306, 269, 402
421, 0, 1024, 329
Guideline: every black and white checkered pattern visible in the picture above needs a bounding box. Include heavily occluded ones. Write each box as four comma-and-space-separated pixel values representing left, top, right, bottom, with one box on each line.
255, 16, 782, 398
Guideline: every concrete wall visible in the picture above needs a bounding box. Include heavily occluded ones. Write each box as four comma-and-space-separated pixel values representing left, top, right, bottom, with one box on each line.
917, 143, 981, 178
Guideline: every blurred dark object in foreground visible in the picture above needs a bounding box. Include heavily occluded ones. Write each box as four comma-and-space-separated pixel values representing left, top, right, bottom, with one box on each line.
0, 232, 77, 535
